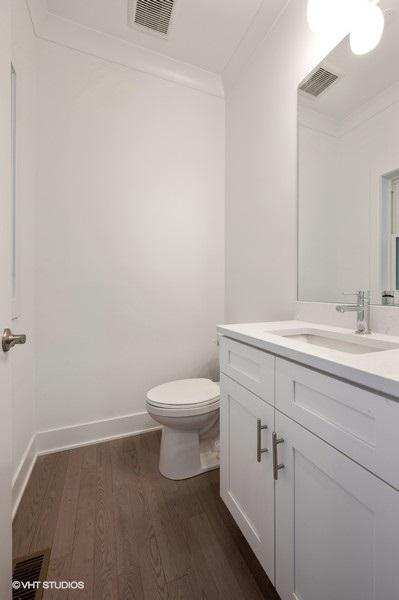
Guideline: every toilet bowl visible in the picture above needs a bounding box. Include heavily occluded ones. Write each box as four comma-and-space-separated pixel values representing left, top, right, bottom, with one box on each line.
146, 378, 220, 480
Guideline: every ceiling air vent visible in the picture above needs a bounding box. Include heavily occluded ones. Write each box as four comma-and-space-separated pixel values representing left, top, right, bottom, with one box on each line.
129, 0, 174, 36
299, 67, 339, 97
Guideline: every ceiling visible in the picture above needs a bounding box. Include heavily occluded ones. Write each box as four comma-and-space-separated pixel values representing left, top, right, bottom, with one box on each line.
45, 0, 285, 74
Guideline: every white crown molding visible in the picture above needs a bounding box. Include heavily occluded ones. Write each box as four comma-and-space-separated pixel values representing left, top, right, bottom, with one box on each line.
221, 0, 291, 94
26, 0, 224, 98
339, 79, 399, 137
298, 104, 340, 138
299, 78, 399, 139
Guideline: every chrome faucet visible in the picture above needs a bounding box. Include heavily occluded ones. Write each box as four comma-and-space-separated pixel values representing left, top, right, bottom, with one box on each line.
336, 290, 371, 335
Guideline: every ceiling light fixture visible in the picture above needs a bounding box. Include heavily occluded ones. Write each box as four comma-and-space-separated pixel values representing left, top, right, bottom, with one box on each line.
349, 1, 385, 54
307, 0, 385, 55
307, 0, 347, 34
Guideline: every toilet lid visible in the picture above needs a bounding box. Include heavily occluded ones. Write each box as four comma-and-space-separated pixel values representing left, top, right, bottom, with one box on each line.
146, 378, 220, 408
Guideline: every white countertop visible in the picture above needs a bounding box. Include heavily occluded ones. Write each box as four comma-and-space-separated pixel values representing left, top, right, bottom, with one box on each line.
217, 320, 399, 399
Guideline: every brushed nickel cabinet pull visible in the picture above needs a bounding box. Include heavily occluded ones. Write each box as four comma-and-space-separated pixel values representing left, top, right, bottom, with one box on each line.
257, 418, 268, 462
272, 432, 285, 480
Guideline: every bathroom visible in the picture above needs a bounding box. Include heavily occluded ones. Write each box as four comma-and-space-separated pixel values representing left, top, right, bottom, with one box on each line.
2, 0, 399, 598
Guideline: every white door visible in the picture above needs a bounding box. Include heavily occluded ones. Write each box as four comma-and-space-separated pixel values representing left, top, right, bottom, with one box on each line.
275, 410, 399, 600
0, 1, 14, 598
220, 374, 275, 582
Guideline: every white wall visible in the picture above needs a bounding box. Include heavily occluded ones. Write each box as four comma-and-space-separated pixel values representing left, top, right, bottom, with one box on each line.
36, 42, 225, 432
225, 0, 347, 323
11, 0, 37, 478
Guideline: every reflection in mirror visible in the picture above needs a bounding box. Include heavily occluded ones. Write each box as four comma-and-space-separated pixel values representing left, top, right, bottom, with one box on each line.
298, 13, 399, 306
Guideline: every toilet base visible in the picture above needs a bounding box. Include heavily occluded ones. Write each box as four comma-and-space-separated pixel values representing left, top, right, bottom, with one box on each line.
159, 420, 219, 480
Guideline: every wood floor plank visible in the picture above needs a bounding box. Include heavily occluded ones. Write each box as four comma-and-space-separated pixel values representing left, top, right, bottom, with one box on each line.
13, 431, 280, 600
110, 438, 144, 600
134, 434, 194, 584
67, 444, 97, 600
42, 449, 84, 600
13, 454, 59, 557
121, 437, 169, 600
93, 443, 119, 600
175, 532, 222, 600
29, 451, 70, 553
167, 574, 198, 600
189, 472, 276, 600
139, 532, 169, 600
189, 511, 245, 600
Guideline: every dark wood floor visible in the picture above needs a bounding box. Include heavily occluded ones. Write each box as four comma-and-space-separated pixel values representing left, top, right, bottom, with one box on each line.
13, 430, 280, 599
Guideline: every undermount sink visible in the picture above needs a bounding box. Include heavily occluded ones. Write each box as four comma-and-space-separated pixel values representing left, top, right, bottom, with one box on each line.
267, 328, 399, 355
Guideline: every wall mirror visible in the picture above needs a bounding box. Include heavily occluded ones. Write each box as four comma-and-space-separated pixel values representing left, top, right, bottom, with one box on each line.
298, 15, 399, 306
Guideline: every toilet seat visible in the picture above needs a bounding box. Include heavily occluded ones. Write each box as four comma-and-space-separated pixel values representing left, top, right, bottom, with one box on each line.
146, 378, 220, 410
146, 398, 220, 419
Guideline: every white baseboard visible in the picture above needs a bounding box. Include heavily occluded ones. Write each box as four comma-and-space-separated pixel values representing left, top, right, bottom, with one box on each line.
12, 410, 160, 518
12, 434, 37, 520
35, 411, 160, 455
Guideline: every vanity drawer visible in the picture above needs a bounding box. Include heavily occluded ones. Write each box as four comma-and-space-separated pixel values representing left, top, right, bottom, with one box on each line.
219, 337, 275, 406
275, 358, 399, 489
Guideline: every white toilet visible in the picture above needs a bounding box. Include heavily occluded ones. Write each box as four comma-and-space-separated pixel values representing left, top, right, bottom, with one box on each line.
146, 378, 220, 480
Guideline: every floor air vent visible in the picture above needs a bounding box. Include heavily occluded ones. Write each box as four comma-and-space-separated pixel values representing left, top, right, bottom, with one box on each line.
12, 549, 51, 600
299, 67, 339, 97
129, 0, 174, 36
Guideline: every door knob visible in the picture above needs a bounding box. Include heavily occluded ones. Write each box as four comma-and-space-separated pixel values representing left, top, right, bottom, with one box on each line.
2, 328, 27, 352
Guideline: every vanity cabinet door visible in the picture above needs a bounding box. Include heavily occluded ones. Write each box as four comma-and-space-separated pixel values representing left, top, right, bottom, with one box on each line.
220, 374, 275, 583
275, 410, 399, 600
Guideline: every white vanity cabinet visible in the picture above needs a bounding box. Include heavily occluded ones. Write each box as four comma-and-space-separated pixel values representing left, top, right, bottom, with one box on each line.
220, 373, 275, 583
219, 335, 399, 600
274, 410, 399, 600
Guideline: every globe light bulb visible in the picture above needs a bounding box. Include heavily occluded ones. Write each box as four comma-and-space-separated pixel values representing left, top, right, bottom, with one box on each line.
349, 1, 385, 55
307, 0, 348, 34
307, 0, 385, 56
